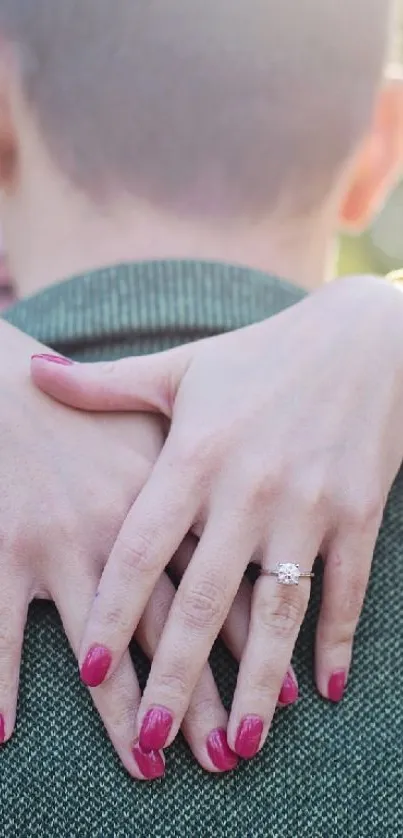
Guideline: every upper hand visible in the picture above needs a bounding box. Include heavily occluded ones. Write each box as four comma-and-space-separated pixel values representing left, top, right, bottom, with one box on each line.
31, 275, 403, 760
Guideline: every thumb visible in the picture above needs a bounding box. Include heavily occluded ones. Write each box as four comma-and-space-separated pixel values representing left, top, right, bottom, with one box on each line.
30, 344, 194, 416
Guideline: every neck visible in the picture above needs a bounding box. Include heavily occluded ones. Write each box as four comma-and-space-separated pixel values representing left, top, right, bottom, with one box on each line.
2, 153, 336, 297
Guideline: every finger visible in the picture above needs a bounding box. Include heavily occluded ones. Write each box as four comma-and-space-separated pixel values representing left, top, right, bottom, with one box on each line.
51, 562, 165, 781
135, 510, 258, 752
220, 575, 299, 708
78, 450, 198, 687
315, 515, 379, 702
0, 569, 30, 744
227, 520, 320, 759
30, 344, 194, 416
172, 537, 299, 708
137, 568, 238, 773
170, 536, 255, 664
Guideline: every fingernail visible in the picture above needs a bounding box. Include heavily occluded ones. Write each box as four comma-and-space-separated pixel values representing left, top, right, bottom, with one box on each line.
207, 728, 239, 772
235, 715, 263, 759
80, 645, 112, 687
31, 353, 74, 366
132, 743, 165, 780
328, 670, 346, 703
139, 707, 173, 752
0, 714, 5, 744
278, 672, 298, 705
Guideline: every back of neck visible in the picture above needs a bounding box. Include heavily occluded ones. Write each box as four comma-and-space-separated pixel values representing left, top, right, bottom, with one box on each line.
3, 159, 335, 297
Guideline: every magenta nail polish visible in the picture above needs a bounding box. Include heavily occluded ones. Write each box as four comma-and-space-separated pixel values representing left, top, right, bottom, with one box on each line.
31, 353, 74, 366
0, 714, 5, 744
139, 707, 173, 752
328, 670, 346, 702
235, 715, 263, 759
206, 728, 238, 772
278, 672, 298, 705
132, 743, 165, 780
80, 645, 112, 687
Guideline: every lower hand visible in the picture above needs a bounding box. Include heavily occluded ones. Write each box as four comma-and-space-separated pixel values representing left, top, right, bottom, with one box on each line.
0, 319, 282, 779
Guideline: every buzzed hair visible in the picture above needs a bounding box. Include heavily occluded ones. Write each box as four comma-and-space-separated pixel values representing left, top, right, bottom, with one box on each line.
0, 0, 393, 218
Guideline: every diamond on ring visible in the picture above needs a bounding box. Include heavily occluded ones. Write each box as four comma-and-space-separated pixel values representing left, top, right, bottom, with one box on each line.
276, 562, 301, 585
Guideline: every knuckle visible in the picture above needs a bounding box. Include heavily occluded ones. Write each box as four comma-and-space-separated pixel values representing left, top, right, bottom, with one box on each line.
241, 463, 286, 512
318, 629, 354, 654
4, 515, 69, 564
178, 578, 226, 631
96, 679, 137, 734
254, 586, 306, 639
341, 577, 367, 624
107, 703, 136, 737
295, 478, 326, 514
317, 611, 355, 653
115, 530, 157, 580
100, 599, 135, 638
321, 579, 366, 636
340, 491, 384, 532
174, 430, 222, 480
173, 433, 202, 467
153, 662, 190, 701
41, 504, 88, 566
2, 528, 32, 560
346, 572, 368, 612
249, 474, 277, 509
246, 662, 281, 702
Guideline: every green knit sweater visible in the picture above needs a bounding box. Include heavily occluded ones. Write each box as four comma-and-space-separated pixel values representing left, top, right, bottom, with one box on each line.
2, 261, 402, 838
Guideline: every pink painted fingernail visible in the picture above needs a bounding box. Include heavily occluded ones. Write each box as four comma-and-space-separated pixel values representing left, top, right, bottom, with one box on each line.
235, 715, 263, 759
278, 672, 298, 705
139, 707, 173, 752
328, 670, 346, 702
80, 645, 112, 687
0, 714, 5, 744
132, 743, 165, 780
206, 728, 239, 772
31, 353, 74, 366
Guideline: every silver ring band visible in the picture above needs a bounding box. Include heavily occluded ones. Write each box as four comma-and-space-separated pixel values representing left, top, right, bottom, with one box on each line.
261, 562, 314, 586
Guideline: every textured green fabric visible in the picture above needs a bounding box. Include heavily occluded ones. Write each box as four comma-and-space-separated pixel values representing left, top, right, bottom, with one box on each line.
1, 260, 403, 838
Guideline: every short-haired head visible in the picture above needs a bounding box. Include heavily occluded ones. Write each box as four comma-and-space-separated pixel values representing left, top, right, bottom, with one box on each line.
0, 0, 399, 226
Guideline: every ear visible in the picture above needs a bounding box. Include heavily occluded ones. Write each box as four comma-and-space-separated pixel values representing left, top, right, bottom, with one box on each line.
339, 78, 403, 232
0, 38, 19, 192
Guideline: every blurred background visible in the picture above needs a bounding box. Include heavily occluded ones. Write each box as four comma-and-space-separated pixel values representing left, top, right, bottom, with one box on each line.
338, 0, 403, 277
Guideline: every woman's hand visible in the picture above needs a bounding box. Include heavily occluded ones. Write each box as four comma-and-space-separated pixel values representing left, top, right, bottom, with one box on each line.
31, 275, 403, 761
143, 539, 298, 772
0, 318, 284, 779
